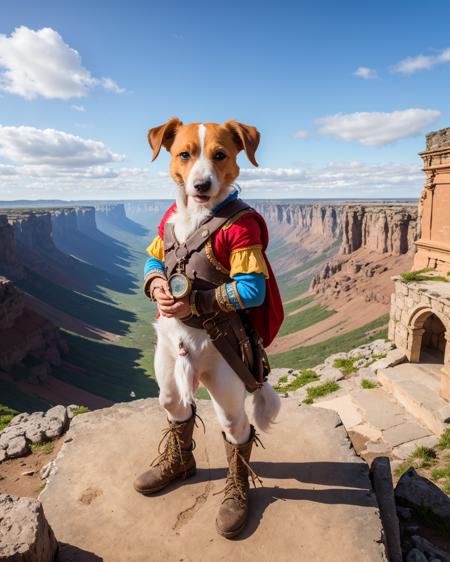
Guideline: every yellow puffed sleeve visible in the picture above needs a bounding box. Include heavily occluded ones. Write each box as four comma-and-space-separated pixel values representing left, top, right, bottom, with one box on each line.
229, 245, 269, 279
146, 235, 165, 261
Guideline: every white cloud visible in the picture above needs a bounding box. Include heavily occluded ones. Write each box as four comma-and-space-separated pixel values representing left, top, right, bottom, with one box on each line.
0, 160, 422, 200
71, 104, 86, 112
392, 48, 450, 75
292, 130, 309, 139
0, 26, 124, 99
237, 162, 422, 196
354, 66, 377, 80
317, 109, 441, 146
0, 125, 125, 167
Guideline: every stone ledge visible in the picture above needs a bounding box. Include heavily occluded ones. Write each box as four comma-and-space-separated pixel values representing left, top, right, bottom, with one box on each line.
40, 398, 388, 562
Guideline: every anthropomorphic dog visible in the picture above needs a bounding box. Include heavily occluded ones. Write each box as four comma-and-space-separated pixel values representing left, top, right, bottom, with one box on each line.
134, 118, 284, 538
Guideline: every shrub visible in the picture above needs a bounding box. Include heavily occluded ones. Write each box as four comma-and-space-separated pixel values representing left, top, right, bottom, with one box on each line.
275, 370, 319, 393
71, 406, 90, 416
361, 379, 378, 389
437, 428, 450, 450
302, 381, 340, 404
401, 269, 449, 283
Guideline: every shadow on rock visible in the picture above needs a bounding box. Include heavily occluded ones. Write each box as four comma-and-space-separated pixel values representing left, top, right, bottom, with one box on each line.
57, 543, 103, 561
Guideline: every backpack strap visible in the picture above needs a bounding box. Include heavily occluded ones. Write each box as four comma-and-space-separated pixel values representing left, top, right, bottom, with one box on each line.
164, 199, 253, 276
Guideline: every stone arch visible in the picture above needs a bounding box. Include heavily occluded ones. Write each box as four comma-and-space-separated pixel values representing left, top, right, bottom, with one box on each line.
407, 306, 449, 363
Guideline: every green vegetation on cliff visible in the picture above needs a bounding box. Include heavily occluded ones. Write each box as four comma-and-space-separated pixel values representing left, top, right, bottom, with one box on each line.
269, 315, 389, 369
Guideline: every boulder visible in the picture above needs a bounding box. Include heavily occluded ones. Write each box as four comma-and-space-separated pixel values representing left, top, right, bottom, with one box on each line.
0, 494, 58, 562
406, 548, 428, 562
6, 436, 29, 459
410, 535, 450, 562
395, 468, 450, 526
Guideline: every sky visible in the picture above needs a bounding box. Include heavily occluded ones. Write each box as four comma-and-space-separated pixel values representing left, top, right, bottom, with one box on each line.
0, 0, 449, 200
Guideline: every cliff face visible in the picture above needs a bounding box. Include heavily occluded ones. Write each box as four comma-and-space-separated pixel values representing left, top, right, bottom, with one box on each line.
8, 210, 56, 255
251, 203, 343, 274
253, 202, 342, 248
96, 203, 127, 223
341, 205, 417, 255
0, 277, 66, 381
0, 215, 24, 280
312, 205, 419, 305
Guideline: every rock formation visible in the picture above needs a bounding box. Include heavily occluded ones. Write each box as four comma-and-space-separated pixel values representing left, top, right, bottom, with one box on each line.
311, 204, 418, 305
0, 277, 66, 382
0, 494, 58, 562
0, 215, 24, 280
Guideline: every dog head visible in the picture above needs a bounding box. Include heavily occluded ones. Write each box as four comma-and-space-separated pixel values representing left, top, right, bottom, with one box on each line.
148, 118, 260, 207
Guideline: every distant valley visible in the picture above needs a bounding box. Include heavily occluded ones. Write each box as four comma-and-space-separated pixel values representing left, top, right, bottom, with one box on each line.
0, 198, 418, 411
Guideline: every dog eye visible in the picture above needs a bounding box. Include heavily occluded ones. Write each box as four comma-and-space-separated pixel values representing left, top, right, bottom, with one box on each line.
179, 152, 190, 160
214, 151, 226, 161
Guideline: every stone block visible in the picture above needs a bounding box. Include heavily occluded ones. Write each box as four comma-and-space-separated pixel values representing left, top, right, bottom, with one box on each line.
0, 494, 58, 562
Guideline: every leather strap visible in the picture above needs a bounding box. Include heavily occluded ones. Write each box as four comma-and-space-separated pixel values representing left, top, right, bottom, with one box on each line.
202, 313, 262, 393
164, 198, 253, 278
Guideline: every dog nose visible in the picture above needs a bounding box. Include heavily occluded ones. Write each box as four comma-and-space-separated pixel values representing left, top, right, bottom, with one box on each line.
194, 179, 211, 193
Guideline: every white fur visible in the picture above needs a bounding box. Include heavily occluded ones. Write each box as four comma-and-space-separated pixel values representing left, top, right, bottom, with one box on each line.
185, 123, 220, 199
154, 145, 280, 441
252, 381, 282, 432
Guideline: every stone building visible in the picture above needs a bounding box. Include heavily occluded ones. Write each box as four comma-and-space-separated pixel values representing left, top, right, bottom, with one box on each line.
388, 127, 450, 403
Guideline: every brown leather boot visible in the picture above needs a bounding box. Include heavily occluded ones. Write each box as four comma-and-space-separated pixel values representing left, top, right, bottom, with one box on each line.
134, 404, 201, 495
215, 425, 263, 538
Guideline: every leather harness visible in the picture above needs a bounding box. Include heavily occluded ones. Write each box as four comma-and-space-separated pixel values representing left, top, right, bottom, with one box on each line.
163, 199, 270, 392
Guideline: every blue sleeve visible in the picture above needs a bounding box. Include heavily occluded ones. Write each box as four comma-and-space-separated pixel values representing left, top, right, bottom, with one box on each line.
144, 257, 165, 278
226, 272, 266, 309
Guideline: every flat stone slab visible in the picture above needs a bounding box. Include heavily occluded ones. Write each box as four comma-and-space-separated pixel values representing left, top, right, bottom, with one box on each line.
378, 364, 449, 435
41, 398, 387, 562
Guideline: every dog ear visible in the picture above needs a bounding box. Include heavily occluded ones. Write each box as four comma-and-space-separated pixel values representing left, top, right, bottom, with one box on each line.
224, 120, 260, 167
148, 117, 182, 161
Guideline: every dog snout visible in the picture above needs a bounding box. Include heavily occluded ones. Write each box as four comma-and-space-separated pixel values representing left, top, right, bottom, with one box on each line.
194, 179, 212, 193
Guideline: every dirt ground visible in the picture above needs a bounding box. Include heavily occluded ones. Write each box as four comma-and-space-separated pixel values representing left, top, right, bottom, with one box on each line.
0, 436, 64, 498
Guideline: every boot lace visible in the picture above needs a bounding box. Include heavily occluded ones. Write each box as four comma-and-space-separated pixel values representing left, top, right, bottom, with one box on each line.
150, 409, 205, 475
215, 431, 265, 507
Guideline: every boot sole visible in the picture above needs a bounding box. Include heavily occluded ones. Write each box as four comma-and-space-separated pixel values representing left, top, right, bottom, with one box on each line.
134, 466, 197, 496
215, 517, 247, 539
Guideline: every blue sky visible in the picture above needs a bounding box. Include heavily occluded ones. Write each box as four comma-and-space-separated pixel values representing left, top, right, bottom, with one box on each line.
1, 0, 449, 200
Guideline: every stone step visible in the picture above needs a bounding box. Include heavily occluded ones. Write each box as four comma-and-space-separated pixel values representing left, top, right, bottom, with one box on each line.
40, 398, 387, 562
378, 363, 450, 435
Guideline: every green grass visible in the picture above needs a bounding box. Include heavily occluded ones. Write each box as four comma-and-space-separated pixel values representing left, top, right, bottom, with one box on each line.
283, 295, 314, 315
394, 446, 438, 478
195, 387, 210, 399
361, 379, 379, 389
333, 356, 362, 376
394, 462, 412, 478
0, 404, 18, 431
278, 303, 336, 337
275, 369, 319, 393
437, 428, 450, 450
71, 406, 90, 416
411, 446, 437, 464
430, 467, 450, 494
31, 442, 54, 455
302, 380, 340, 404
333, 353, 387, 377
401, 268, 449, 283
270, 315, 389, 369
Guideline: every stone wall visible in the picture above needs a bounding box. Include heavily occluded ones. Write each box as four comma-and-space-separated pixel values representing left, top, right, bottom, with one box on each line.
388, 277, 450, 399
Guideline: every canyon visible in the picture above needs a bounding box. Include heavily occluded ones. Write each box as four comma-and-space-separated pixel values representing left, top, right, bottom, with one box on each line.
311, 204, 418, 305
0, 198, 418, 410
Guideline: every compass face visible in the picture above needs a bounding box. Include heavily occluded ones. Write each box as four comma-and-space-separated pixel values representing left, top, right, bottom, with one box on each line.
168, 273, 191, 299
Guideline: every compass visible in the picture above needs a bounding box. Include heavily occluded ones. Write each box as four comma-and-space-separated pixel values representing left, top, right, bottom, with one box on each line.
168, 272, 192, 299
